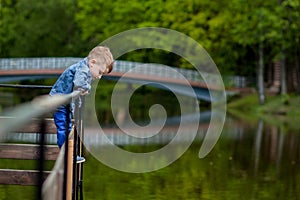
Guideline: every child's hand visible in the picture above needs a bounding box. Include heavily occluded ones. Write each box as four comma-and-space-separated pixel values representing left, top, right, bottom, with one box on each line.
78, 89, 89, 96
80, 90, 89, 96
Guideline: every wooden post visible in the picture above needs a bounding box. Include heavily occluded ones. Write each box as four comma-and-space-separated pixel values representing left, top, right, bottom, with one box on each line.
66, 137, 74, 200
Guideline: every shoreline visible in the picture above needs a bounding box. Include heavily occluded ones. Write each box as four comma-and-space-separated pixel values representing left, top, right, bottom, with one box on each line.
227, 92, 300, 130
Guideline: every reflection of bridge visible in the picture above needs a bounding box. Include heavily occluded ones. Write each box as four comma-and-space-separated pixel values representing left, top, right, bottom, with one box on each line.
5, 115, 209, 146
0, 58, 222, 101
5, 112, 212, 146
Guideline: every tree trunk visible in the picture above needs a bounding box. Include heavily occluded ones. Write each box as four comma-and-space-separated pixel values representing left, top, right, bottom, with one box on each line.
258, 42, 265, 104
278, 0, 287, 96
280, 49, 287, 95
295, 47, 300, 94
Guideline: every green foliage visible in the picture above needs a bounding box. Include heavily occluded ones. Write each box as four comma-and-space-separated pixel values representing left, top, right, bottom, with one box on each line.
0, 0, 83, 57
1, 0, 299, 80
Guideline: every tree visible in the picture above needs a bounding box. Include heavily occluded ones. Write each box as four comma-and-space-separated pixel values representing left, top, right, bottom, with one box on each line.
279, 0, 300, 94
1, 0, 299, 97
0, 0, 82, 57
229, 0, 282, 104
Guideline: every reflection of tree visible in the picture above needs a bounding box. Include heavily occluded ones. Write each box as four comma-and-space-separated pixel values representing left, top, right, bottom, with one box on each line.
252, 119, 300, 181
276, 126, 285, 178
253, 119, 293, 178
254, 119, 264, 176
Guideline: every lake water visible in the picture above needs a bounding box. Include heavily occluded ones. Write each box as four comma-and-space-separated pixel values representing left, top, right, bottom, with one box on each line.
82, 116, 300, 200
0, 83, 299, 199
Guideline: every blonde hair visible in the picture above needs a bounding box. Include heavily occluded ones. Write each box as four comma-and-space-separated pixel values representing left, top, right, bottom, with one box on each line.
88, 46, 114, 73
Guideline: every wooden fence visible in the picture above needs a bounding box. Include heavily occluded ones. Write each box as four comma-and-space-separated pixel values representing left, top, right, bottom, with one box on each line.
0, 89, 82, 200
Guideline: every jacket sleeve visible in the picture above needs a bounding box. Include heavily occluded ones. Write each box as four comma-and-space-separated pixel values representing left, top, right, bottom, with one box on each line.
73, 67, 91, 92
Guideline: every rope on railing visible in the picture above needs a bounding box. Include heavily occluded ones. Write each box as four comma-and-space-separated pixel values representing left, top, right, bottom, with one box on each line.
0, 90, 80, 141
0, 83, 52, 89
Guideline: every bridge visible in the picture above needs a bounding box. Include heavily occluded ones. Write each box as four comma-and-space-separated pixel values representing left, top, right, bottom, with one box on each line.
0, 57, 225, 102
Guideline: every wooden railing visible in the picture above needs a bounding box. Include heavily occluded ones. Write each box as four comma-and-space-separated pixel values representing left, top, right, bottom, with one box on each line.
0, 85, 83, 200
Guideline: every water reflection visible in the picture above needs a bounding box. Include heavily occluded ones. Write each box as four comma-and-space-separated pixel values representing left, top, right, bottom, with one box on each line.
254, 119, 263, 176
1, 112, 299, 199
1, 89, 299, 199
81, 116, 300, 200
84, 112, 211, 146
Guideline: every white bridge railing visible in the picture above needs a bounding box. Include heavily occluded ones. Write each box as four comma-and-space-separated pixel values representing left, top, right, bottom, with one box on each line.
0, 57, 204, 83
0, 57, 254, 88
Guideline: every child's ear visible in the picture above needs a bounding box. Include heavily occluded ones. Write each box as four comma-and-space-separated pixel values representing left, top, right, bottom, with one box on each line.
89, 59, 96, 67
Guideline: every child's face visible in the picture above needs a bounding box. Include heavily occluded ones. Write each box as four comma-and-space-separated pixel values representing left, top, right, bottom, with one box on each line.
89, 59, 108, 80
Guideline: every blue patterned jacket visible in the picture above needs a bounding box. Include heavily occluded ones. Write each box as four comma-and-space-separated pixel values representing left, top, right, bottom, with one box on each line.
49, 58, 92, 96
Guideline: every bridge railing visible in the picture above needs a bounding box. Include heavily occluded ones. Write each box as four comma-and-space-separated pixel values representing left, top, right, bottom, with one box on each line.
0, 57, 256, 88
0, 57, 204, 83
115, 60, 203, 81
0, 57, 82, 70
0, 86, 83, 200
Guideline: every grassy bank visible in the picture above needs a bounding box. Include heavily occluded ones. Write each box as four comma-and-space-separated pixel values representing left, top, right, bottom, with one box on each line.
227, 93, 300, 130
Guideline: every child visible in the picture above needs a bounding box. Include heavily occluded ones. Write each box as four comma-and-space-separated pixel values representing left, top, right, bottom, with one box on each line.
50, 46, 114, 161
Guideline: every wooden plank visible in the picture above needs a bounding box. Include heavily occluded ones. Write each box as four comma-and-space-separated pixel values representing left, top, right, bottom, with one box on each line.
20, 118, 57, 134
0, 169, 50, 185
0, 117, 57, 134
0, 143, 59, 160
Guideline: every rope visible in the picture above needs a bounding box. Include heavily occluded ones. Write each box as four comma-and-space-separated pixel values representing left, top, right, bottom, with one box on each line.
0, 90, 80, 142
0, 83, 52, 89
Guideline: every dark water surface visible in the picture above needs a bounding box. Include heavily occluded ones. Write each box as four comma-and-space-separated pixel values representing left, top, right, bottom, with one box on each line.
82, 117, 300, 200
1, 113, 298, 200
